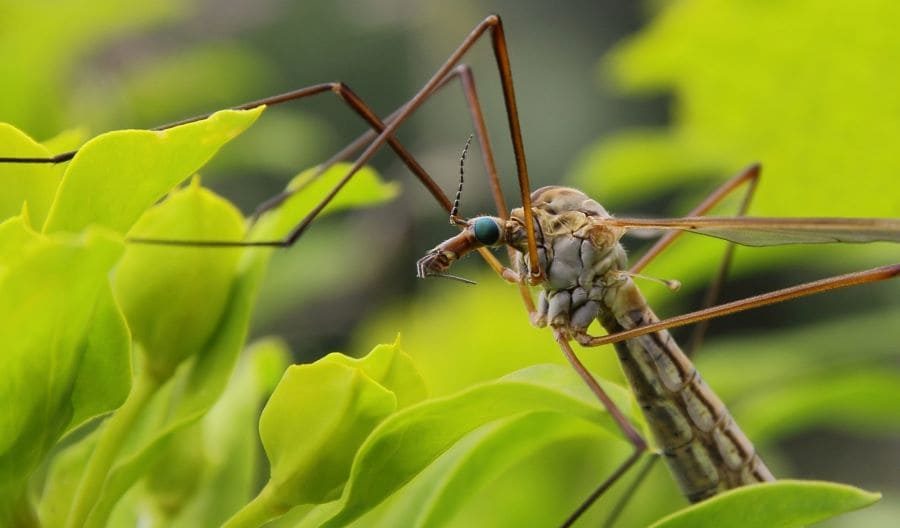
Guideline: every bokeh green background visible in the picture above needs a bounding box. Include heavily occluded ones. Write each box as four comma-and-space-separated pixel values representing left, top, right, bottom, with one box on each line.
3, 0, 898, 526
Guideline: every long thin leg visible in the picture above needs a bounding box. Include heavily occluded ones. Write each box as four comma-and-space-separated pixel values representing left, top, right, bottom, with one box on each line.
214, 16, 546, 277
684, 165, 759, 356
629, 164, 761, 274
298, 65, 523, 274
601, 455, 659, 528
243, 67, 518, 281
330, 67, 524, 284
630, 164, 762, 356
294, 16, 538, 265
452, 64, 536, 313
554, 331, 647, 528
578, 263, 900, 348
1, 83, 454, 215
247, 68, 478, 221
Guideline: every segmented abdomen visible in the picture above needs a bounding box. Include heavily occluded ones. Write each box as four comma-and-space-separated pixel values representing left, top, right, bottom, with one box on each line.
603, 288, 774, 502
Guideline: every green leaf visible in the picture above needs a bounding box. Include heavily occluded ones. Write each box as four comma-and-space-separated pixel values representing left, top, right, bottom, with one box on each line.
66, 284, 132, 434
221, 355, 398, 528
649, 480, 881, 528
39, 432, 97, 528
320, 364, 635, 527
401, 412, 614, 528
0, 213, 40, 262
162, 338, 290, 528
0, 223, 124, 522
245, 160, 399, 330
261, 360, 397, 507
326, 338, 428, 409
354, 271, 624, 398
142, 422, 207, 518
249, 162, 400, 242
113, 179, 246, 378
43, 107, 262, 235
84, 158, 397, 527
34, 117, 394, 526
225, 343, 424, 528
83, 236, 265, 528
0, 123, 61, 226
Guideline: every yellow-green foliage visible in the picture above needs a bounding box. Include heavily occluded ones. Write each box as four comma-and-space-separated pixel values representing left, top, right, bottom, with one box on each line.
1, 1, 898, 527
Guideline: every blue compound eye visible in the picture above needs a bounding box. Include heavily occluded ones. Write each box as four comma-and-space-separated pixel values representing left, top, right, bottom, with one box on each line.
472, 217, 501, 245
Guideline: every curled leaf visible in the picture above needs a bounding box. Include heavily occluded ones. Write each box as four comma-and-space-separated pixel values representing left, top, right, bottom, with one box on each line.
113, 181, 245, 378
649, 480, 881, 528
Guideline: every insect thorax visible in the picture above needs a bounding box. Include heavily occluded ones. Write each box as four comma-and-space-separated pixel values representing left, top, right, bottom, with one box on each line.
507, 186, 629, 334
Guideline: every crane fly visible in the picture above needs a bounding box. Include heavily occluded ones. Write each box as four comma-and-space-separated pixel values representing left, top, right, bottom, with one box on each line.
4, 13, 899, 527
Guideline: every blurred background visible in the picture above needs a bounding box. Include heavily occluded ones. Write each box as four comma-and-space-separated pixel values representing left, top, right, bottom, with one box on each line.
3, 0, 898, 526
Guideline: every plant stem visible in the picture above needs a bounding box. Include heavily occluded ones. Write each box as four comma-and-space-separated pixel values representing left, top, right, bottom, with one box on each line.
64, 370, 161, 528
222, 481, 288, 528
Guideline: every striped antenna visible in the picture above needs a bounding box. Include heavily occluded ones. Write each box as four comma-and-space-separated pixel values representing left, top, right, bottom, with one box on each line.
450, 133, 474, 223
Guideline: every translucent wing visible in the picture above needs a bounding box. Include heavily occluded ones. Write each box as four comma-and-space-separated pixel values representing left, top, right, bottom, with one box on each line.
608, 217, 900, 246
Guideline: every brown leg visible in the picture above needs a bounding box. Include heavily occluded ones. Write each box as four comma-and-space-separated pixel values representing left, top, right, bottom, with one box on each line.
111, 81, 451, 241
578, 264, 900, 348
238, 64, 523, 281
630, 164, 762, 356
600, 455, 659, 528
451, 64, 536, 312
554, 330, 647, 527
226, 16, 544, 279
247, 66, 477, 222
0, 83, 431, 195
0, 80, 456, 242
629, 164, 761, 274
